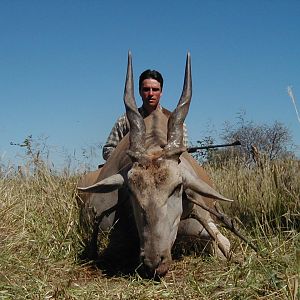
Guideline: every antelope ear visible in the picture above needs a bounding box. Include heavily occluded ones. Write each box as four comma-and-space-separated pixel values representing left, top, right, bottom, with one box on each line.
181, 167, 233, 202
77, 174, 125, 193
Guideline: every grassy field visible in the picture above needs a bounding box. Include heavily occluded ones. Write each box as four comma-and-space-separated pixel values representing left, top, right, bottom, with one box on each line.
0, 158, 299, 299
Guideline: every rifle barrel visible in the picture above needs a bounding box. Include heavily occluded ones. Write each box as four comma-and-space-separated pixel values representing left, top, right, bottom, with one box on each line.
187, 140, 241, 153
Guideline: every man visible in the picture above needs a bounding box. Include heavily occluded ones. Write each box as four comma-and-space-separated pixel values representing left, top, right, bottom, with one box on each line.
103, 69, 188, 160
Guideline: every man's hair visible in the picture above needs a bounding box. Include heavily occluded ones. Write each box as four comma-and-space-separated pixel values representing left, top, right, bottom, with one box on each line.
139, 69, 164, 91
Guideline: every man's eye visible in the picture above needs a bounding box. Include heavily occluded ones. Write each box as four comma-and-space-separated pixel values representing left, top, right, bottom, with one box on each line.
152, 88, 160, 92
143, 88, 150, 92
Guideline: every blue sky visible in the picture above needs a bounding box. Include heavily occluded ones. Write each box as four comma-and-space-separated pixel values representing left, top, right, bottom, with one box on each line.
1, 1, 300, 168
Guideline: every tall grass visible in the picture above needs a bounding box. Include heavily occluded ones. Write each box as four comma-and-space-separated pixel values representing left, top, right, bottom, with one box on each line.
0, 156, 299, 299
206, 158, 300, 233
0, 163, 82, 299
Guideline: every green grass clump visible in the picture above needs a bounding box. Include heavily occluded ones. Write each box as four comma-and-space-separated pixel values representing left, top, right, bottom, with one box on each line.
0, 158, 299, 299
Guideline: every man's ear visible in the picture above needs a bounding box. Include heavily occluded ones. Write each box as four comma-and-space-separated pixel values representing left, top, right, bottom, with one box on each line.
160, 86, 163, 96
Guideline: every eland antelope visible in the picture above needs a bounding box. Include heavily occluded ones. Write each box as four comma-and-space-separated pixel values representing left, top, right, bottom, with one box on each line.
77, 52, 232, 278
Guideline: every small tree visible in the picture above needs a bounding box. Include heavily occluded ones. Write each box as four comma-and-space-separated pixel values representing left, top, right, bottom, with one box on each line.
190, 135, 215, 163
217, 113, 294, 164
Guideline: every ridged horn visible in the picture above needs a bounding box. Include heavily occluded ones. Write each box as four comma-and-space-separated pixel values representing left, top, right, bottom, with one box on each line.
124, 51, 146, 155
166, 52, 192, 150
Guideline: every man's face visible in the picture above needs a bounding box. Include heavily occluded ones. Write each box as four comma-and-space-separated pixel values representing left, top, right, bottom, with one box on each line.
139, 79, 162, 112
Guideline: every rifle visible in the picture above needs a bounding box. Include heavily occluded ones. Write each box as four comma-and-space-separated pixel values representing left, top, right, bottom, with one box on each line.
98, 140, 241, 168
187, 140, 241, 153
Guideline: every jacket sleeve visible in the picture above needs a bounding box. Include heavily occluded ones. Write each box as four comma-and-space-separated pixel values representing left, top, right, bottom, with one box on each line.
102, 114, 129, 161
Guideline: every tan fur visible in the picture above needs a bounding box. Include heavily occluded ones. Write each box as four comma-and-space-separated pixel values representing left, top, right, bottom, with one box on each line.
78, 112, 215, 207
77, 108, 230, 276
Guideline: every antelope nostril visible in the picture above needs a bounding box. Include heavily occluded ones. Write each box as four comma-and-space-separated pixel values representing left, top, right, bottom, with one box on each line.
141, 255, 159, 269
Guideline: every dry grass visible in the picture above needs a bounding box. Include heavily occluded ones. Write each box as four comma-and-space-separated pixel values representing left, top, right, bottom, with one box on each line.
0, 158, 299, 299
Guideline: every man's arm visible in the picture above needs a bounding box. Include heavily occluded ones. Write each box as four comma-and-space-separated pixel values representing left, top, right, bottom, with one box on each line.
102, 114, 129, 160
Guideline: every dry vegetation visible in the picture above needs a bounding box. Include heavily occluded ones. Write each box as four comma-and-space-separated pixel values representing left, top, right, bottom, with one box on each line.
0, 156, 299, 299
